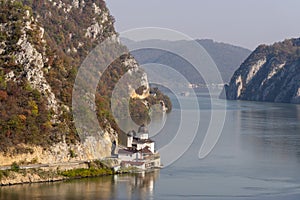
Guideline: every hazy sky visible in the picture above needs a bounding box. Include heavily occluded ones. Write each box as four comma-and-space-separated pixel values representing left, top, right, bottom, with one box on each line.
106, 0, 300, 50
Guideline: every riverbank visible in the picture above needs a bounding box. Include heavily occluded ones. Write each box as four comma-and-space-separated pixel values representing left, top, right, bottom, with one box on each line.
0, 160, 127, 186
0, 168, 66, 186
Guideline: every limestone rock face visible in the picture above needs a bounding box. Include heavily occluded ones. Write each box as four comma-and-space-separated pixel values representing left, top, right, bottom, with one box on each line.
10, 14, 59, 116
224, 38, 300, 104
0, 135, 111, 166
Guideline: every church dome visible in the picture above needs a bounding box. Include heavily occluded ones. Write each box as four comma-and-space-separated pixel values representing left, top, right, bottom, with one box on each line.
127, 130, 136, 137
138, 124, 149, 134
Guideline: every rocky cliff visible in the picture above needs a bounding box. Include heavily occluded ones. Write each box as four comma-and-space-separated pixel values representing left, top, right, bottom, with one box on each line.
0, 0, 170, 166
223, 38, 300, 104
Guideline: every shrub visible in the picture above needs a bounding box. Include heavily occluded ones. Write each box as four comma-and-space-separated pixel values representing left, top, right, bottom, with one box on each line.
60, 168, 113, 178
0, 90, 8, 101
0, 170, 10, 180
11, 162, 20, 172
69, 149, 77, 158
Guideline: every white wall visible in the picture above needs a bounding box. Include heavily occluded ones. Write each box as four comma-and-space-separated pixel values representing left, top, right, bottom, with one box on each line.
118, 153, 138, 161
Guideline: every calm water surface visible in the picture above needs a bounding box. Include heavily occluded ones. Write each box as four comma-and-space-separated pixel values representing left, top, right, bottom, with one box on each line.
1, 95, 300, 200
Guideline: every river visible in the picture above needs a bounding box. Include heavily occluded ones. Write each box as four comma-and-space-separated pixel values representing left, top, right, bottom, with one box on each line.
1, 94, 300, 200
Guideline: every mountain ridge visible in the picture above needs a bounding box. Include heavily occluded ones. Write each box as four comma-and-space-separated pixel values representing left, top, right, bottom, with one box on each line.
122, 38, 251, 84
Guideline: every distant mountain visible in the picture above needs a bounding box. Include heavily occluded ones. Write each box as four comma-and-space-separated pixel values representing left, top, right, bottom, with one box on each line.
224, 38, 300, 104
123, 39, 251, 84
196, 39, 252, 83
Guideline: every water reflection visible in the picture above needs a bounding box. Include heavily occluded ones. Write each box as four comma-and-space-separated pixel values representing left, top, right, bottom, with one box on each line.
114, 171, 159, 200
0, 170, 159, 200
237, 103, 300, 157
231, 102, 300, 186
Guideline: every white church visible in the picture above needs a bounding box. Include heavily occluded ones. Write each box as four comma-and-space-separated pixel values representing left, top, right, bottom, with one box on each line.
118, 125, 161, 169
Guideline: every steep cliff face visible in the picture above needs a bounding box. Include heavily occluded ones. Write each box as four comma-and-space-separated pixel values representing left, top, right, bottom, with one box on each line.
0, 0, 168, 165
224, 38, 300, 104
0, 0, 119, 164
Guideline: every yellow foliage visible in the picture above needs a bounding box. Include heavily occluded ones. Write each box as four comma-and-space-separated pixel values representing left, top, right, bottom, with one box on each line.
43, 121, 52, 129
28, 100, 38, 116
18, 115, 27, 121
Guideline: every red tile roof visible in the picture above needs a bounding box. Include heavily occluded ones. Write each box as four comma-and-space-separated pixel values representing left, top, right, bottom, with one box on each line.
139, 147, 153, 154
133, 138, 154, 144
118, 148, 138, 155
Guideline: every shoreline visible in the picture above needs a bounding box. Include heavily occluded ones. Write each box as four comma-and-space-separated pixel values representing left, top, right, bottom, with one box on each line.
0, 161, 160, 187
